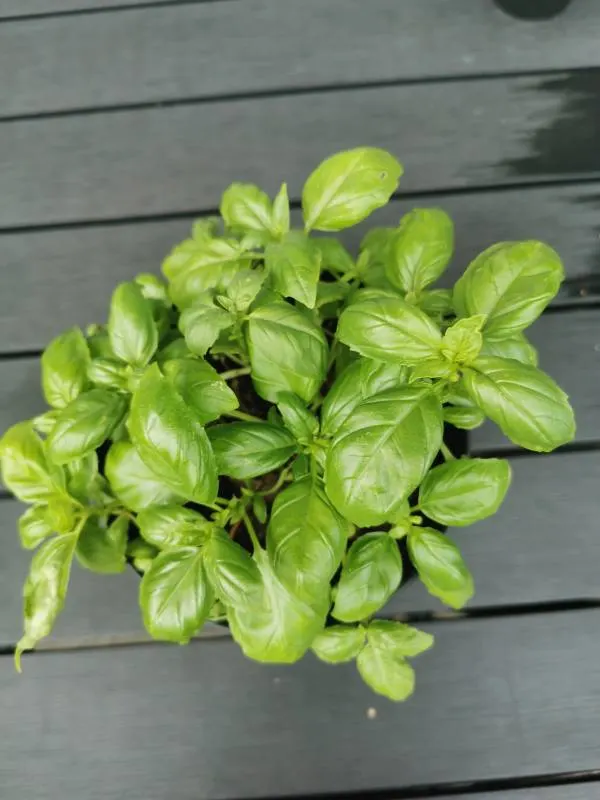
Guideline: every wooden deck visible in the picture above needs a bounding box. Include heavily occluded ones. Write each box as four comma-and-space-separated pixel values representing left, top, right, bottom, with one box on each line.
2, 0, 600, 797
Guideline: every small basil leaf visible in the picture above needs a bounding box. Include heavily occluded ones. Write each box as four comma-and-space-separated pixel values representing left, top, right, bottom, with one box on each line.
105, 441, 182, 512
386, 208, 454, 294
44, 497, 77, 535
325, 386, 443, 527
407, 527, 474, 609
139, 548, 213, 643
137, 505, 212, 550
367, 620, 434, 657
409, 358, 456, 382
47, 389, 128, 465
32, 410, 60, 436
156, 337, 194, 366
315, 281, 351, 315
162, 358, 238, 424
220, 182, 272, 234
87, 358, 129, 390
480, 332, 538, 365
166, 238, 243, 310
203, 529, 262, 606
191, 216, 221, 243
313, 238, 354, 275
266, 231, 321, 308
18, 506, 53, 550
462, 356, 575, 452
179, 303, 234, 357
76, 516, 128, 574
108, 282, 158, 368
0, 422, 66, 503
356, 644, 415, 702
208, 422, 297, 480
311, 625, 366, 664
443, 406, 486, 430
271, 182, 290, 237
128, 364, 218, 504
41, 327, 90, 409
417, 288, 454, 318
420, 458, 511, 526
127, 537, 158, 574
440, 315, 485, 366
302, 148, 403, 232
224, 268, 265, 313
66, 452, 100, 504
332, 533, 402, 622
134, 272, 169, 303
276, 393, 319, 442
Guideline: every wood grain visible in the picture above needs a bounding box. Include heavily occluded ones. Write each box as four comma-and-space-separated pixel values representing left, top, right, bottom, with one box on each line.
3, 610, 600, 798
2, 71, 600, 228
3, 0, 600, 116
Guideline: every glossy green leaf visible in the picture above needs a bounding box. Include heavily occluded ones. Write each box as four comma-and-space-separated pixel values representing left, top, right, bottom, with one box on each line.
47, 389, 128, 464
203, 529, 262, 607
208, 422, 297, 479
337, 291, 443, 364
18, 506, 53, 550
224, 268, 265, 313
108, 282, 158, 368
44, 497, 77, 535
163, 358, 238, 424
302, 148, 403, 232
179, 302, 234, 357
128, 365, 218, 503
311, 625, 366, 664
453, 241, 564, 338
137, 505, 212, 550
87, 358, 129, 390
127, 537, 158, 574
268, 476, 352, 600
276, 392, 319, 442
332, 533, 402, 622
367, 620, 434, 657
0, 422, 66, 503
463, 356, 576, 452
41, 327, 90, 409
408, 527, 474, 609
440, 315, 485, 366
32, 410, 60, 436
167, 238, 244, 310
409, 357, 456, 382
313, 237, 354, 275
325, 386, 443, 526
480, 333, 538, 365
220, 182, 272, 234
315, 281, 351, 314
266, 231, 322, 308
140, 547, 213, 643
271, 182, 290, 237
443, 405, 486, 430
66, 452, 101, 504
105, 441, 182, 512
156, 337, 194, 366
420, 457, 511, 526
357, 644, 415, 702
246, 301, 328, 403
134, 272, 170, 303
76, 516, 128, 574
386, 208, 454, 294
417, 288, 454, 318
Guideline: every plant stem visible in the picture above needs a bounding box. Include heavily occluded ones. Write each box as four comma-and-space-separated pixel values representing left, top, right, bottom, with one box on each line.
224, 409, 263, 423
440, 441, 456, 462
220, 366, 251, 381
242, 510, 261, 552
257, 466, 292, 497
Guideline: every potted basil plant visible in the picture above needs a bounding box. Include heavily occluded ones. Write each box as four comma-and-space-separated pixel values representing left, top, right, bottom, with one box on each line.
0, 147, 575, 701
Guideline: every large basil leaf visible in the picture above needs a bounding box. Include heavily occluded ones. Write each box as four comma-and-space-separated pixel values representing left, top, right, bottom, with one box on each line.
265, 231, 321, 308
267, 476, 352, 601
128, 365, 218, 504
137, 505, 212, 550
302, 147, 403, 232
332, 533, 402, 622
325, 386, 443, 526
47, 389, 128, 464
18, 506, 53, 550
208, 422, 297, 479
76, 516, 128, 574
105, 441, 182, 511
367, 620, 434, 657
462, 356, 575, 452
203, 529, 262, 606
357, 644, 415, 702
453, 241, 564, 338
321, 358, 408, 436
0, 422, 66, 503
162, 358, 238, 424
420, 457, 511, 526
179, 302, 234, 357
15, 532, 77, 670
140, 547, 213, 643
167, 238, 244, 310
41, 327, 90, 409
276, 393, 319, 443
408, 527, 474, 609
386, 208, 453, 294
108, 282, 158, 367
337, 291, 443, 364
220, 182, 272, 235
246, 301, 328, 403
311, 624, 366, 664
480, 332, 538, 365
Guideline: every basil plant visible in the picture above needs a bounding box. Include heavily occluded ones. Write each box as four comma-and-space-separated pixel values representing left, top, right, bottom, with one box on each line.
0, 148, 575, 701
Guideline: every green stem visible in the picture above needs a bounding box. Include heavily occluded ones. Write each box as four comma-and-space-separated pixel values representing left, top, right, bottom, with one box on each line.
440, 442, 456, 462
257, 466, 292, 497
220, 366, 251, 381
224, 409, 263, 423
242, 510, 261, 552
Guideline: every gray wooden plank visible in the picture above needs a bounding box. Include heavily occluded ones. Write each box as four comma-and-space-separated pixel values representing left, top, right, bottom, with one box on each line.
432, 790, 599, 800
0, 358, 46, 433
2, 182, 600, 353
1, 71, 597, 228
4, 0, 600, 117
389, 450, 600, 613
3, 610, 600, 798
0, 0, 181, 17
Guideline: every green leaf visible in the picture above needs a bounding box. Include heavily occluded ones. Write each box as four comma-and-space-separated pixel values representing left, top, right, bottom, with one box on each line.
167, 238, 244, 310
453, 241, 564, 338
203, 529, 262, 607
87, 358, 129, 390
76, 516, 128, 574
357, 644, 415, 701
44, 497, 77, 535
139, 548, 213, 643
266, 231, 322, 308
137, 505, 212, 550
480, 333, 538, 366
386, 208, 454, 294
417, 288, 454, 318
420, 458, 511, 526
268, 476, 352, 601
440, 315, 485, 365
0, 422, 66, 503
163, 358, 238, 424
408, 527, 474, 609
108, 282, 158, 368
313, 237, 354, 275
321, 358, 408, 436
276, 392, 319, 442
105, 441, 183, 512
32, 410, 60, 436
208, 422, 297, 480
315, 281, 351, 313
179, 302, 234, 357
337, 291, 443, 364
302, 148, 403, 232
47, 389, 128, 465
224, 268, 265, 313
443, 405, 486, 430
41, 327, 90, 409
66, 452, 100, 504
15, 532, 77, 670
246, 301, 328, 403
127, 537, 158, 574
134, 272, 170, 303
462, 356, 575, 452
156, 337, 194, 367
367, 620, 434, 657
271, 182, 290, 237
128, 364, 218, 504
332, 533, 402, 622
325, 386, 443, 527
409, 358, 456, 382
220, 182, 272, 234
311, 625, 366, 664
18, 506, 53, 550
